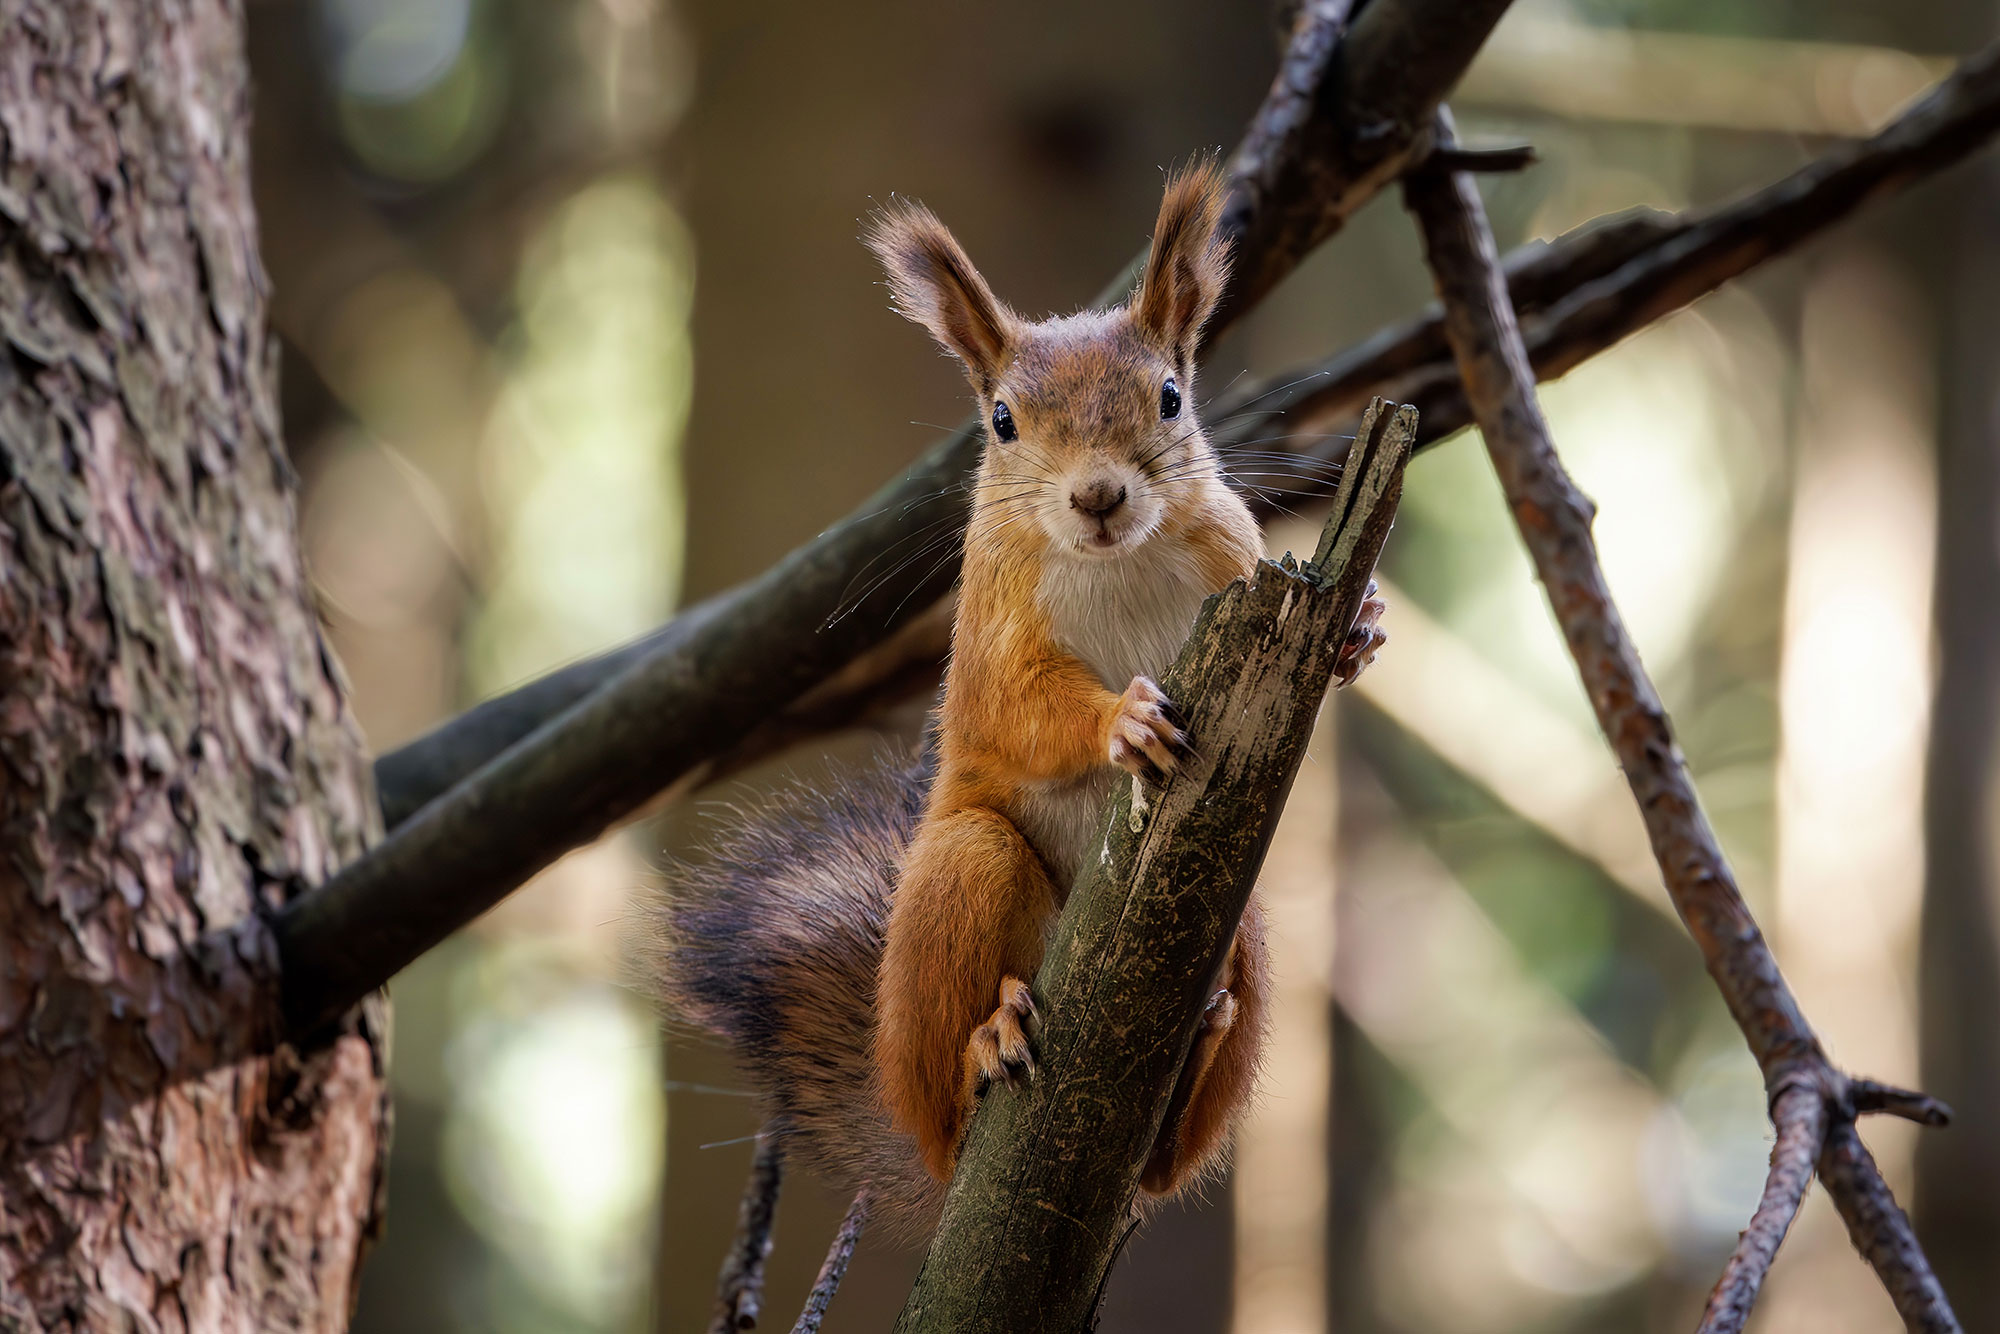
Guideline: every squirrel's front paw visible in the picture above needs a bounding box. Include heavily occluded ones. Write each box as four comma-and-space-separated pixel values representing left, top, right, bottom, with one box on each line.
1334, 580, 1389, 689
967, 976, 1039, 1095
1108, 676, 1195, 784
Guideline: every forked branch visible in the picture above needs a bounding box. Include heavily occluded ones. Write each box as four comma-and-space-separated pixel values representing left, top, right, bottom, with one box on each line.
364, 0, 1519, 834
1402, 110, 1959, 1334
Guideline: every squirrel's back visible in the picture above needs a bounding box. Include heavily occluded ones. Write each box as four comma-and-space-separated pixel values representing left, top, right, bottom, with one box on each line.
635, 748, 948, 1240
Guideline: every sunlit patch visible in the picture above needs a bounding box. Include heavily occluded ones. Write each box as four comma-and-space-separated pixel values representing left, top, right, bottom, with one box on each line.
442, 952, 665, 1324
321, 0, 505, 182
435, 170, 689, 1332
1342, 834, 1666, 1332
1763, 254, 1936, 1326
1402, 304, 1777, 727
471, 176, 693, 695
1232, 675, 1334, 1334
323, 0, 470, 100
1639, 1043, 1771, 1253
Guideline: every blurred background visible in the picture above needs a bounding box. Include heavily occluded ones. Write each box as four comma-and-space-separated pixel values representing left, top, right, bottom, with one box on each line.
244, 0, 2000, 1329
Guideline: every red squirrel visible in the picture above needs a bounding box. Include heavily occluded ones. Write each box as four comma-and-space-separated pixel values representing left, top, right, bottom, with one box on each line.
645, 161, 1386, 1240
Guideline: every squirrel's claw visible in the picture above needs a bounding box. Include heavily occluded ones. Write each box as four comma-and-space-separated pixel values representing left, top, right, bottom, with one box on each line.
968, 976, 1039, 1096
1110, 675, 1193, 783
1334, 581, 1389, 689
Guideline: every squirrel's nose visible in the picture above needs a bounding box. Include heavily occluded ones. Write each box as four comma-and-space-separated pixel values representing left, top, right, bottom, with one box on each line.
1070, 481, 1128, 520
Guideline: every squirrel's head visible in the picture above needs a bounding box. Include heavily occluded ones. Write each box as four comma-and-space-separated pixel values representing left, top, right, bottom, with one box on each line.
867, 160, 1233, 560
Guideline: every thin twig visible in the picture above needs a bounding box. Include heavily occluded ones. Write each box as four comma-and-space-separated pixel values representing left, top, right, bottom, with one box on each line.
711, 1133, 784, 1334
789, 1188, 871, 1334
275, 0, 1518, 1039
1402, 109, 1959, 1333
1425, 144, 1539, 173
1212, 35, 2000, 477
1851, 1077, 1955, 1128
365, 0, 1513, 839
1819, 1122, 1961, 1333
1695, 1081, 1828, 1334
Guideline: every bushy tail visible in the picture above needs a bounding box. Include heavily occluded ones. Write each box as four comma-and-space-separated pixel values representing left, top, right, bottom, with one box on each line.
635, 748, 947, 1242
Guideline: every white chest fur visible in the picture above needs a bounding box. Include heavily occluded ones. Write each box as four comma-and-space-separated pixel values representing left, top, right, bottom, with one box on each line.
1012, 542, 1217, 887
1037, 541, 1216, 693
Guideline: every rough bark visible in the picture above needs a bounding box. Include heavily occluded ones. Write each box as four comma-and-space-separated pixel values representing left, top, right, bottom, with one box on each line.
892, 401, 1412, 1334
0, 3, 387, 1330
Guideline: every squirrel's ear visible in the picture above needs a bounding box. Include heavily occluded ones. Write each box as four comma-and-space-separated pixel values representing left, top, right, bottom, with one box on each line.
866, 201, 1018, 393
1132, 158, 1233, 364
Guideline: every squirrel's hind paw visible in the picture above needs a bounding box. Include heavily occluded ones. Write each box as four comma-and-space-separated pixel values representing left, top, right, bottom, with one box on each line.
1334, 581, 1388, 689
966, 976, 1039, 1096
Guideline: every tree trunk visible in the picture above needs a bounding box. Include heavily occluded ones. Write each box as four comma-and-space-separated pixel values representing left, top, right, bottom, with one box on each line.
1916, 153, 2000, 1331
0, 3, 389, 1330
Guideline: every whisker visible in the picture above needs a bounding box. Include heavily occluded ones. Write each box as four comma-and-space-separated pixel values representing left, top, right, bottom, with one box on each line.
824, 494, 1034, 628
1135, 421, 1208, 475
1197, 367, 1252, 412
1215, 450, 1347, 467
1212, 369, 1333, 416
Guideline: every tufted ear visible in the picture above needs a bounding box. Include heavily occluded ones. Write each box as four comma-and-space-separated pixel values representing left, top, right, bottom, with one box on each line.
1131, 158, 1232, 365
866, 200, 1019, 393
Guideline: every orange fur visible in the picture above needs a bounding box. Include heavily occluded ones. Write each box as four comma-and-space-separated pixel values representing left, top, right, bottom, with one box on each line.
1143, 897, 1269, 1193
878, 806, 1056, 1181
870, 161, 1273, 1190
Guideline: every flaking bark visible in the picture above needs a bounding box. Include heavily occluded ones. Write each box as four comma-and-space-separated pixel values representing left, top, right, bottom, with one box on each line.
0, 3, 388, 1329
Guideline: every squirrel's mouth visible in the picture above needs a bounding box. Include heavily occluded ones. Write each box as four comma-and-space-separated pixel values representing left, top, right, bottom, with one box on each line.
1045, 482, 1155, 556
1069, 512, 1152, 556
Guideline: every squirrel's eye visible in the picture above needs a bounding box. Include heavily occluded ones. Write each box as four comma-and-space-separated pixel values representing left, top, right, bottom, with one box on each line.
1160, 376, 1182, 421
991, 400, 1018, 442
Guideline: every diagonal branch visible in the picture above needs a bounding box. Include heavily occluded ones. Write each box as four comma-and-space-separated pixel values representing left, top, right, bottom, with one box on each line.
1820, 1122, 1960, 1332
1210, 34, 2000, 477
1215, 0, 1517, 328
274, 0, 1518, 1038
1696, 1081, 1827, 1334
893, 400, 1414, 1334
710, 1134, 784, 1334
1402, 108, 1959, 1333
789, 1188, 870, 1334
